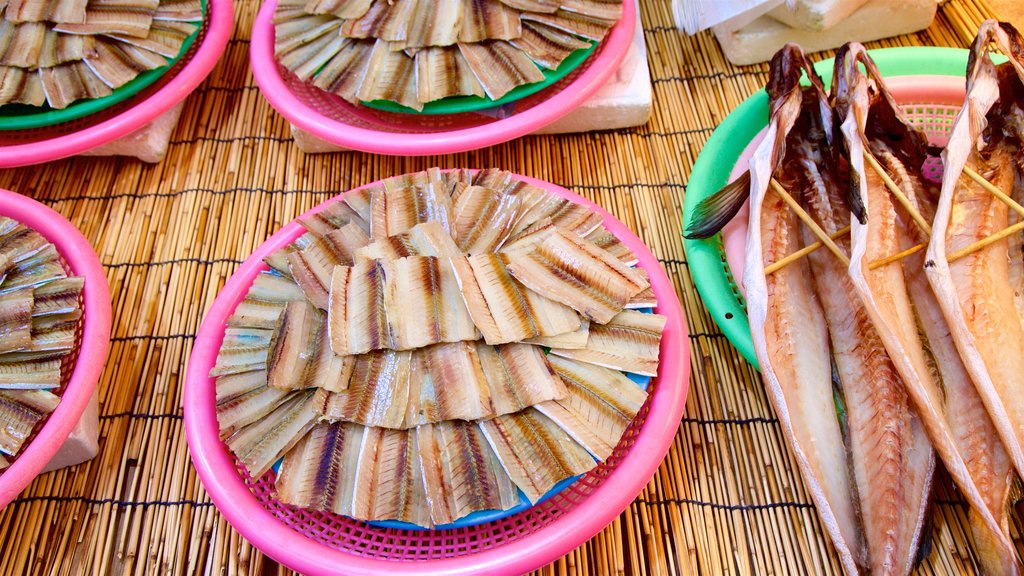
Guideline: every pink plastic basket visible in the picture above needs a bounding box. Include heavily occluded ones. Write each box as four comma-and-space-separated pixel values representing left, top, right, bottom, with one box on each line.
0, 0, 234, 168
0, 189, 112, 509
184, 173, 690, 575
249, 1, 636, 156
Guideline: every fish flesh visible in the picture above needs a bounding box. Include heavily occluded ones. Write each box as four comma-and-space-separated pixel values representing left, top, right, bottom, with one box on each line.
38, 30, 87, 67
304, 0, 372, 20
0, 391, 44, 457
53, 7, 155, 38
519, 10, 611, 42
228, 271, 307, 329
153, 0, 203, 22
0, 288, 33, 354
450, 185, 521, 254
39, 62, 112, 109
475, 342, 566, 415
407, 341, 492, 424
0, 359, 61, 389
404, 0, 462, 48
369, 180, 453, 240
355, 220, 461, 262
1, 22, 46, 68
509, 21, 590, 70
356, 39, 420, 110
549, 309, 664, 376
300, 199, 369, 238
275, 421, 364, 514
458, 40, 544, 101
504, 228, 648, 324
414, 46, 485, 103
459, 0, 521, 43
383, 256, 479, 351
351, 427, 432, 525
83, 37, 164, 89
226, 389, 323, 478
311, 38, 372, 102
316, 350, 411, 428
0, 66, 45, 106
217, 385, 295, 439
523, 319, 589, 348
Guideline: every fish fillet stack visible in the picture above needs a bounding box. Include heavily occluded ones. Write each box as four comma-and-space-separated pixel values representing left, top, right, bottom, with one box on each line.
686, 22, 1024, 575
212, 168, 666, 527
272, 0, 624, 111
0, 217, 86, 473
0, 0, 201, 109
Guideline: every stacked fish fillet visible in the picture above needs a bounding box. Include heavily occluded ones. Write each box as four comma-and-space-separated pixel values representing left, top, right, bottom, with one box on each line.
212, 168, 665, 527
0, 0, 201, 109
273, 0, 623, 111
0, 217, 85, 473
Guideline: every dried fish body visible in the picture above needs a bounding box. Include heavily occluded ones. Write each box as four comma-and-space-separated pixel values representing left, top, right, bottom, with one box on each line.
382, 256, 477, 351
451, 185, 520, 254
39, 62, 112, 109
584, 224, 638, 266
459, 0, 520, 43
217, 385, 294, 439
226, 389, 322, 478
53, 8, 155, 39
304, 0, 372, 19
504, 229, 648, 324
355, 221, 461, 262
311, 38, 373, 101
287, 233, 361, 309
536, 355, 645, 460
0, 288, 33, 354
509, 21, 589, 69
550, 309, 664, 376
352, 427, 431, 525
228, 271, 306, 329
479, 408, 594, 503
559, 0, 622, 21
476, 343, 566, 416
0, 66, 45, 106
417, 420, 519, 525
355, 38, 422, 109
341, 0, 414, 41
1, 22, 46, 68
0, 359, 61, 389
414, 46, 485, 103
458, 40, 544, 101
276, 421, 364, 515
3, 0, 50, 23
0, 392, 43, 456
316, 350, 411, 429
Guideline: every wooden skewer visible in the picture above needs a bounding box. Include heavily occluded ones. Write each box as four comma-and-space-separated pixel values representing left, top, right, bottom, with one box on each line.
764, 226, 851, 275
962, 165, 1024, 218
769, 179, 850, 267
948, 221, 1024, 263
863, 151, 932, 235
868, 243, 925, 270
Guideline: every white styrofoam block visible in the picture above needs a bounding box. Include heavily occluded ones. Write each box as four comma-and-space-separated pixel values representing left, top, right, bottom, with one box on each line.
713, 0, 937, 66
80, 101, 184, 163
768, 0, 871, 32
672, 0, 784, 35
42, 390, 99, 473
293, 0, 650, 152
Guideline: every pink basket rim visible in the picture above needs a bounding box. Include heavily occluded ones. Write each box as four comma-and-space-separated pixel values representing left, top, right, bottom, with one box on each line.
0, 189, 112, 509
0, 0, 234, 168
184, 173, 691, 575
249, 0, 635, 156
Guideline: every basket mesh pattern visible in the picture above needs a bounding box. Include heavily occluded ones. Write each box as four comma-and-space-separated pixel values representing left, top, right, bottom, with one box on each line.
0, 14, 210, 145
902, 102, 961, 182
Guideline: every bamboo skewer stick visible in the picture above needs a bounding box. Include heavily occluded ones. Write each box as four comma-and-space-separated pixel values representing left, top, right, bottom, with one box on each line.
863, 151, 932, 235
768, 179, 850, 267
869, 243, 925, 270
764, 226, 851, 275
948, 221, 1024, 263
963, 165, 1024, 218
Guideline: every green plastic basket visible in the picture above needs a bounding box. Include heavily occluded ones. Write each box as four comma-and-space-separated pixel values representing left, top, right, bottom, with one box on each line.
681, 47, 976, 369
0, 0, 205, 131
361, 40, 597, 115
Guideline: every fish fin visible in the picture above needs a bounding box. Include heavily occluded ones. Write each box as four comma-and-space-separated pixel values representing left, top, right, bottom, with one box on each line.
684, 171, 750, 239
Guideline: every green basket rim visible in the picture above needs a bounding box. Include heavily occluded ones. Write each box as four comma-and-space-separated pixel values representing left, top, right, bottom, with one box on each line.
681, 46, 972, 369
360, 40, 597, 115
0, 0, 206, 131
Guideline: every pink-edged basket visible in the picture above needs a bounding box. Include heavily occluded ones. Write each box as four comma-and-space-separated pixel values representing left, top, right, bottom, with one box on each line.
0, 0, 234, 168
184, 173, 690, 575
0, 189, 112, 509
249, 1, 636, 156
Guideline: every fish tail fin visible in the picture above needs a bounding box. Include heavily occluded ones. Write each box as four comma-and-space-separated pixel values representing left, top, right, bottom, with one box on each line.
684, 171, 751, 239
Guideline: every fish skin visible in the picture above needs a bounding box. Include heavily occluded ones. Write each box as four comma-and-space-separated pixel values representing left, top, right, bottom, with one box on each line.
275, 421, 364, 516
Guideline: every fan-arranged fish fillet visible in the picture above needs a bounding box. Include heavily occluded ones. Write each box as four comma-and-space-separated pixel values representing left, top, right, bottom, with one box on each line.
505, 228, 648, 324
369, 180, 454, 240
228, 271, 307, 329
0, 391, 46, 456
1, 22, 46, 68
550, 309, 664, 376
278, 30, 347, 81
835, 42, 1020, 574
458, 40, 543, 101
352, 427, 431, 526
315, 350, 411, 429
274, 13, 340, 58
2, 389, 59, 413
535, 355, 645, 460
216, 370, 268, 403
450, 253, 582, 345
304, 0, 372, 19
38, 30, 87, 67
417, 420, 520, 525
217, 385, 294, 439
0, 288, 33, 354
451, 185, 521, 254
39, 61, 112, 108
497, 0, 560, 12
226, 389, 323, 478
311, 39, 373, 101
328, 260, 391, 355
211, 326, 271, 377
83, 37, 163, 89
4, 0, 51, 22
287, 227, 369, 309
355, 221, 461, 262
153, 0, 203, 22
356, 39, 420, 110
300, 200, 369, 238
406, 342, 493, 424
276, 421, 364, 515
53, 7, 154, 38
560, 0, 622, 21
585, 225, 638, 266
341, 0, 414, 41
384, 256, 478, 351
510, 21, 590, 69
267, 301, 352, 392
475, 343, 566, 415
404, 0, 462, 48
415, 46, 485, 103
459, 0, 521, 43
0, 359, 61, 389
0, 66, 45, 105
524, 319, 589, 348
519, 10, 611, 41
479, 408, 594, 503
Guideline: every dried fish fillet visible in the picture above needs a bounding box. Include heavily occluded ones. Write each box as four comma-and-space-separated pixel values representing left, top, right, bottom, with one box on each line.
286, 233, 362, 309
0, 360, 61, 389
451, 185, 520, 254
1, 389, 59, 413
585, 225, 637, 266
228, 271, 306, 329
509, 21, 589, 69
505, 229, 648, 324
458, 40, 544, 100
0, 393, 43, 456
39, 62, 112, 109
109, 21, 196, 59
536, 355, 645, 460
476, 343, 566, 415
266, 301, 321, 389
328, 260, 392, 355
1, 22, 46, 68
479, 408, 594, 503
352, 427, 431, 525
417, 420, 519, 525
559, 0, 622, 21
415, 46, 485, 103
0, 289, 33, 354
217, 385, 294, 439
274, 13, 340, 57
450, 253, 581, 345
38, 30, 86, 67
520, 10, 611, 41
550, 310, 664, 376
53, 8, 155, 38
153, 0, 203, 22
356, 39, 420, 109
300, 199, 368, 238
340, 0, 414, 41
226, 389, 322, 478
384, 256, 478, 351
276, 421, 364, 515
459, 0, 520, 43
355, 221, 461, 262
216, 370, 268, 403
311, 38, 373, 102
0, 66, 45, 106
83, 37, 163, 89
3, 0, 50, 22
369, 182, 454, 240
405, 0, 461, 48
523, 319, 589, 348
406, 342, 493, 425
304, 0, 372, 19
315, 350, 411, 429
48, 0, 89, 23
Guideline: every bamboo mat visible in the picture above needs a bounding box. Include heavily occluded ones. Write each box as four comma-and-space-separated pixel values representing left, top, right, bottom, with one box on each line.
0, 0, 1012, 574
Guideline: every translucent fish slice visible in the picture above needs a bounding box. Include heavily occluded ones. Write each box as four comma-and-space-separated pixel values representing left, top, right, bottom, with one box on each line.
3, 0, 50, 23
0, 66, 45, 106
559, 0, 622, 21
479, 408, 595, 503
520, 10, 612, 41
550, 309, 664, 376
53, 8, 155, 38
415, 46, 485, 104
0, 360, 61, 390
451, 185, 521, 254
2, 389, 60, 413
536, 355, 646, 460
510, 21, 590, 69
226, 389, 322, 478
38, 30, 87, 67
417, 420, 519, 525
217, 385, 295, 439
274, 13, 341, 58
1, 22, 46, 68
227, 271, 306, 329
497, 0, 559, 12
0, 393, 43, 457
39, 62, 112, 109
352, 427, 431, 525
585, 224, 637, 266
407, 342, 493, 425
266, 300, 321, 389
459, 0, 521, 43
287, 234, 357, 310
340, 0, 413, 40
300, 199, 368, 238
315, 350, 411, 429
458, 40, 544, 101
370, 182, 455, 240
304, 0, 372, 19
328, 260, 393, 356
0, 288, 33, 354
216, 370, 268, 403
505, 229, 648, 324
276, 421, 364, 515
384, 256, 478, 351
355, 221, 461, 262
476, 342, 567, 416
356, 39, 420, 110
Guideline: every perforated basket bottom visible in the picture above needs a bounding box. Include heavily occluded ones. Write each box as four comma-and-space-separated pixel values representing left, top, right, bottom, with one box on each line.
230, 395, 653, 560
902, 102, 961, 181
